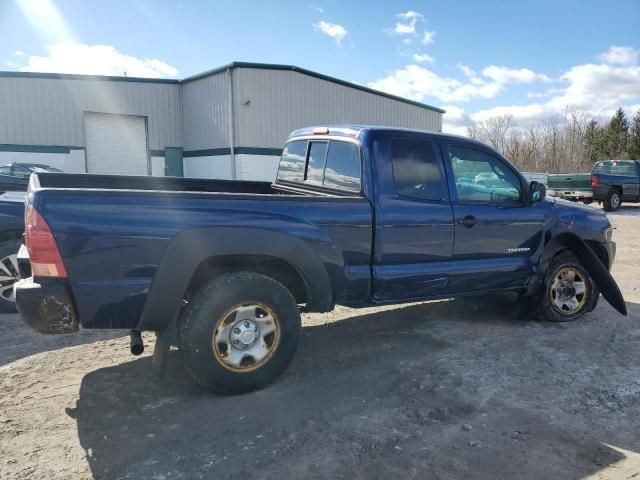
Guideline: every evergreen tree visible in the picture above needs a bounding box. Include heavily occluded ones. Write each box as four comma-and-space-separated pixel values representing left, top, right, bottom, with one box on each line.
629, 109, 640, 159
603, 107, 629, 158
583, 119, 602, 163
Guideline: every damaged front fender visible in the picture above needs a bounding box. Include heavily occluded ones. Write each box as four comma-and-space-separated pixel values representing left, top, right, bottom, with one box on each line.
556, 234, 627, 316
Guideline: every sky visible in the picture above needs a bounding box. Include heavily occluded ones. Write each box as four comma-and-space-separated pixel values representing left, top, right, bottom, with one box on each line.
1, 0, 639, 134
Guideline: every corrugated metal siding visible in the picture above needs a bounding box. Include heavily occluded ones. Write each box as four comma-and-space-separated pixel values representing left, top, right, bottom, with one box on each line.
180, 73, 229, 150
232, 68, 442, 148
0, 77, 181, 149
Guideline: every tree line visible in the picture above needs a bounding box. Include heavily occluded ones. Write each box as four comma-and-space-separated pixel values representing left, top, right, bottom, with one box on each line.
466, 107, 640, 173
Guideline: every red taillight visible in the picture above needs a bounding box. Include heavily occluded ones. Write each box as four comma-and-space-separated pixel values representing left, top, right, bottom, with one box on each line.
591, 175, 599, 189
25, 205, 67, 278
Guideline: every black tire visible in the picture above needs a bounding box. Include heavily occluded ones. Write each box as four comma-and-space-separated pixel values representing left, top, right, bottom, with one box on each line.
0, 238, 21, 313
603, 189, 622, 212
538, 251, 599, 322
178, 271, 301, 395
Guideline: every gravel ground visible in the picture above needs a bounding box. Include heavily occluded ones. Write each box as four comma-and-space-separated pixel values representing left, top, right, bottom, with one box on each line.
1, 205, 639, 480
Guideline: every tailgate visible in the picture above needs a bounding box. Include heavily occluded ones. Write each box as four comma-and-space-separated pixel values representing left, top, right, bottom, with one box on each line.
547, 173, 592, 190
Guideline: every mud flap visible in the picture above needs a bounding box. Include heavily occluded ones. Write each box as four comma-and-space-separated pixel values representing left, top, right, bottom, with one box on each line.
152, 321, 176, 379
561, 235, 627, 316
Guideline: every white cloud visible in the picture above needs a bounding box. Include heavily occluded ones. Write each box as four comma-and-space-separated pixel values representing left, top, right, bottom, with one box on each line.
13, 50, 24, 57
482, 65, 550, 83
309, 4, 324, 14
598, 46, 639, 66
441, 105, 473, 135
391, 10, 423, 35
398, 10, 423, 20
369, 63, 550, 103
15, 43, 178, 78
464, 49, 640, 128
418, 45, 640, 134
412, 53, 435, 64
422, 31, 436, 46
313, 21, 347, 47
457, 63, 476, 78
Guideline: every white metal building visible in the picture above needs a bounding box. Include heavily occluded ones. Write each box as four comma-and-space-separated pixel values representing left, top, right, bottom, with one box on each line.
0, 62, 444, 181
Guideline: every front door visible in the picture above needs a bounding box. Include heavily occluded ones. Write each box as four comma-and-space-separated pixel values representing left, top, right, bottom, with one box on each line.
372, 133, 454, 302
443, 141, 544, 293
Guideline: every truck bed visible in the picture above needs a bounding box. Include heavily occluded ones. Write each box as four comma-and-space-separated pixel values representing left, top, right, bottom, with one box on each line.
34, 172, 276, 194
28, 172, 373, 330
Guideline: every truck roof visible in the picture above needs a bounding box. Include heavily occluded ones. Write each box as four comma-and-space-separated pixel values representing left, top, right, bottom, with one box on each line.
288, 125, 497, 152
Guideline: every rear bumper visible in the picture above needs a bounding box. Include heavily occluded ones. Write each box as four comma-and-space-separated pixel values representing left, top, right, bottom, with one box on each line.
14, 277, 78, 334
548, 189, 593, 199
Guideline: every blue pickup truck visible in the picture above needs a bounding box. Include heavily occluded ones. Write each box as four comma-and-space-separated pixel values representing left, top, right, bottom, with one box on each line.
15, 126, 625, 394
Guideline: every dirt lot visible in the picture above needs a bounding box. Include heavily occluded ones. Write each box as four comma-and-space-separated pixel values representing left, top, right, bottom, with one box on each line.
1, 205, 639, 480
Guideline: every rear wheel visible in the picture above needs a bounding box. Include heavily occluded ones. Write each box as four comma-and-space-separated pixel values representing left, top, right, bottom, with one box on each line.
539, 252, 598, 322
603, 189, 621, 212
178, 271, 301, 395
0, 239, 21, 313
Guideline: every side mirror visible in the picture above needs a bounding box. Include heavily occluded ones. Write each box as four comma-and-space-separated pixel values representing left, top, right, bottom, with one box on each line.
529, 181, 546, 202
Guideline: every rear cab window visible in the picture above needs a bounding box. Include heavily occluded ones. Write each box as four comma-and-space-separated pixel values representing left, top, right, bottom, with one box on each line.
276, 138, 362, 194
390, 138, 443, 201
593, 160, 639, 176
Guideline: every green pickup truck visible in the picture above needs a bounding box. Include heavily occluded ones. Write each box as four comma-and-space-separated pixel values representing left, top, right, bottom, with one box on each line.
547, 173, 593, 204
591, 160, 640, 211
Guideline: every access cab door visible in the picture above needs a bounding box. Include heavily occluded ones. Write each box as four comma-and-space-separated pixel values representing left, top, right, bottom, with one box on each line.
371, 132, 454, 302
441, 140, 545, 293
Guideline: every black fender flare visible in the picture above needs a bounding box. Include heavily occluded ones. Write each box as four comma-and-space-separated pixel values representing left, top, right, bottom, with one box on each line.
537, 233, 626, 315
137, 227, 334, 332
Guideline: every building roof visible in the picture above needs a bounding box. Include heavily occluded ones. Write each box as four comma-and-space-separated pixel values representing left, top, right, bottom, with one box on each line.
0, 62, 445, 114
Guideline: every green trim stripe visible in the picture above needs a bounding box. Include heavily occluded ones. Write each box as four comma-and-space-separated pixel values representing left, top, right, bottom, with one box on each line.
0, 144, 282, 157
0, 144, 83, 154
183, 148, 232, 158
234, 147, 282, 156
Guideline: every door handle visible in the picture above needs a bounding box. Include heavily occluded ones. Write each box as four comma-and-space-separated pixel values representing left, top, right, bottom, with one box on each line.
459, 215, 477, 228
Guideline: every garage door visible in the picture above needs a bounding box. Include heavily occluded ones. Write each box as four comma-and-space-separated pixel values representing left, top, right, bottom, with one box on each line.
84, 112, 149, 175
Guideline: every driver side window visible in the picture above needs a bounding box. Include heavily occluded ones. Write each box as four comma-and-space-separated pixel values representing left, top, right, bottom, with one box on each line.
448, 145, 521, 204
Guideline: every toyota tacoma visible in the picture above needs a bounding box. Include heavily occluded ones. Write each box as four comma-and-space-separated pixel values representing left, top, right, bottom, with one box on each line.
14, 126, 626, 394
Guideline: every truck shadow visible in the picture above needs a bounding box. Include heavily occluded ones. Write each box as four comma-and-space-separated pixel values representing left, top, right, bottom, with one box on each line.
70, 297, 640, 480
0, 312, 125, 367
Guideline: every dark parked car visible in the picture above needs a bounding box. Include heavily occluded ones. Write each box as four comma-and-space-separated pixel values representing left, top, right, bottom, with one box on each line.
15, 126, 625, 395
0, 163, 63, 192
591, 160, 640, 211
0, 191, 25, 312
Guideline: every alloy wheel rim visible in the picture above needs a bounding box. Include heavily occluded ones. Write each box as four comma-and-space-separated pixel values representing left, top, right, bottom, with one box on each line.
549, 267, 587, 315
0, 254, 19, 303
212, 303, 280, 372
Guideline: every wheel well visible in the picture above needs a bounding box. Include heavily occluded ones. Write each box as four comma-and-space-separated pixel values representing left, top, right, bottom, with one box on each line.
183, 254, 309, 305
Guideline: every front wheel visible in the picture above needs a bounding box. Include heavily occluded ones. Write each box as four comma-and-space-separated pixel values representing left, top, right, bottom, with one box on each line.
603, 189, 621, 212
538, 252, 599, 322
178, 271, 301, 395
